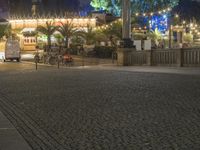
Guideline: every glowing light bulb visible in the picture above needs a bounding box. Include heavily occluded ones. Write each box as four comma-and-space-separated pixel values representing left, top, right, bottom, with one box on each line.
175, 14, 179, 18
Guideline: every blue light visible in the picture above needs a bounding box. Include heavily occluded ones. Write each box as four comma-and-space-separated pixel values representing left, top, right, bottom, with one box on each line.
149, 14, 168, 33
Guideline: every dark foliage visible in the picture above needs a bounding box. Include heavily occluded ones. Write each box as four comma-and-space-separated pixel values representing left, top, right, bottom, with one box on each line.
93, 46, 116, 58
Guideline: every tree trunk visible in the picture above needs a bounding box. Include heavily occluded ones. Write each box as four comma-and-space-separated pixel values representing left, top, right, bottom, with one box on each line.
48, 35, 51, 52
65, 37, 69, 48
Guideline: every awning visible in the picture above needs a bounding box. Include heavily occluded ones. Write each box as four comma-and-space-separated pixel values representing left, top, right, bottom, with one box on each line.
0, 18, 8, 25
21, 28, 36, 33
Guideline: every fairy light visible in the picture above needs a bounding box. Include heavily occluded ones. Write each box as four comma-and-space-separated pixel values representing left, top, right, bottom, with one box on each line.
134, 6, 172, 17
167, 8, 171, 11
175, 14, 179, 18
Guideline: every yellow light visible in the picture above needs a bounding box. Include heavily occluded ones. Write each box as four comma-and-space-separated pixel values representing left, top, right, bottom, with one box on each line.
182, 21, 186, 24
150, 13, 153, 16
167, 8, 171, 11
143, 13, 146, 16
16, 20, 24, 23
135, 13, 139, 16
175, 14, 179, 18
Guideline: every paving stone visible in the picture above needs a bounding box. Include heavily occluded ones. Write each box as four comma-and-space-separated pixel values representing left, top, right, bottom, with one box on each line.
0, 63, 200, 149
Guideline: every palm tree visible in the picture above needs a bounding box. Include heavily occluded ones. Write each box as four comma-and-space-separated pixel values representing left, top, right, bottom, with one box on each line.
103, 21, 122, 39
80, 25, 97, 45
147, 28, 162, 47
37, 21, 57, 49
101, 21, 122, 46
57, 21, 79, 48
0, 23, 11, 40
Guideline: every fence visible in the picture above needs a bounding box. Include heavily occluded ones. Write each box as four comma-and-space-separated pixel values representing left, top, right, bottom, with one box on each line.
127, 48, 200, 67
183, 48, 200, 67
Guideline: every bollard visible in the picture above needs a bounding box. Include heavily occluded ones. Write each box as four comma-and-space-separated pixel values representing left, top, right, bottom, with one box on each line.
82, 54, 85, 66
34, 54, 39, 70
57, 55, 62, 69
58, 60, 60, 69
112, 52, 114, 64
36, 61, 38, 70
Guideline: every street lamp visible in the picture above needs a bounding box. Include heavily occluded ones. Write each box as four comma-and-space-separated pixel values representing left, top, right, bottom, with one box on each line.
121, 0, 133, 48
117, 0, 134, 66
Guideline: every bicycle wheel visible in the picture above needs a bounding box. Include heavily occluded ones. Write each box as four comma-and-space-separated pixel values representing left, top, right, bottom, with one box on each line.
49, 56, 57, 65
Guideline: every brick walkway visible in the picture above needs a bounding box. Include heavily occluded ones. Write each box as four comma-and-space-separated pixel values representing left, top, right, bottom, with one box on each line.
0, 64, 200, 149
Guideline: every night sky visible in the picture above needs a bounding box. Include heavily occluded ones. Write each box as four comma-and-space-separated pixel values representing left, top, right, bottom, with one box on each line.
0, 0, 200, 20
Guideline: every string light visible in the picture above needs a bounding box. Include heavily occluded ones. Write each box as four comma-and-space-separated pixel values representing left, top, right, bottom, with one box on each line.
175, 14, 179, 18
134, 6, 172, 17
96, 15, 200, 37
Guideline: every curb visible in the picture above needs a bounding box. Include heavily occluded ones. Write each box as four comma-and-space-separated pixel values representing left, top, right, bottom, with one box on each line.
0, 111, 32, 150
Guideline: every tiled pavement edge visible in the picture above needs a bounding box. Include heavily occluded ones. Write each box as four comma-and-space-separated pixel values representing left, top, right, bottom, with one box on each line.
0, 111, 32, 150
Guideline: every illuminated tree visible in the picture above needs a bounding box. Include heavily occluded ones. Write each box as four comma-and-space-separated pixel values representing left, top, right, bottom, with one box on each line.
90, 0, 109, 11
91, 0, 179, 16
131, 0, 179, 13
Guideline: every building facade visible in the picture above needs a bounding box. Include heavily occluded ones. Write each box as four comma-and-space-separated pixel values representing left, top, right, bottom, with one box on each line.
9, 18, 96, 51
9, 0, 80, 16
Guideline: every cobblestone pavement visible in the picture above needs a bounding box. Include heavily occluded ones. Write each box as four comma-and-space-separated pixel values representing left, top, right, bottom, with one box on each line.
0, 63, 200, 149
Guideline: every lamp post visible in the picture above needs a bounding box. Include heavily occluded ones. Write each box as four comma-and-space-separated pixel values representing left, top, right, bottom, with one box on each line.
122, 0, 133, 48
117, 0, 134, 66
